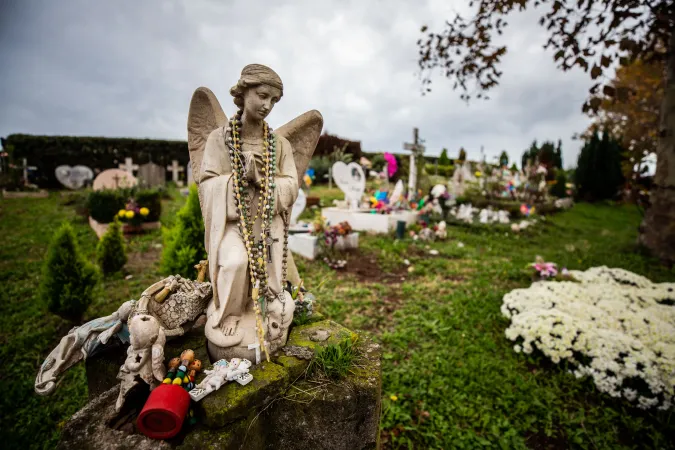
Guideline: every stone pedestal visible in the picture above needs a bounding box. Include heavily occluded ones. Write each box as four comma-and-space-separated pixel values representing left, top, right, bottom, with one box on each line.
321, 207, 417, 234
64, 319, 381, 450
288, 233, 359, 260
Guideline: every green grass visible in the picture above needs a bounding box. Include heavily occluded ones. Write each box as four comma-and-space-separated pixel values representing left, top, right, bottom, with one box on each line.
2, 188, 674, 449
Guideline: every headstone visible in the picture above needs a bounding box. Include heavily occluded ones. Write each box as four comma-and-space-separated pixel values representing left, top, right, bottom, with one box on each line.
137, 162, 166, 187
118, 157, 139, 176
403, 127, 425, 200
290, 189, 307, 225
55, 165, 94, 189
332, 161, 365, 209
92, 168, 138, 191
167, 159, 185, 185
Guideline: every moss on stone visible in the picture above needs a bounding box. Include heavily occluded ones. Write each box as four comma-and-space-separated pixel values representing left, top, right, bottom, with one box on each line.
274, 354, 309, 380
286, 319, 353, 350
178, 411, 263, 450
197, 360, 289, 428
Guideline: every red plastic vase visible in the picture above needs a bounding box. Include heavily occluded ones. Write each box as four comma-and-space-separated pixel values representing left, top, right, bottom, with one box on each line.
137, 384, 190, 439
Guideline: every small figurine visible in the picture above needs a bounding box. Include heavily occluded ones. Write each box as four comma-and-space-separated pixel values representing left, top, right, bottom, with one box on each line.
115, 314, 166, 412
172, 349, 194, 386
162, 357, 181, 384
186, 359, 202, 390
188, 358, 253, 402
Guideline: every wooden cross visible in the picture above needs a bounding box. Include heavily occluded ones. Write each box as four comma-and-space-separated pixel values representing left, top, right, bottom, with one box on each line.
403, 127, 425, 200
118, 157, 139, 176
167, 160, 185, 184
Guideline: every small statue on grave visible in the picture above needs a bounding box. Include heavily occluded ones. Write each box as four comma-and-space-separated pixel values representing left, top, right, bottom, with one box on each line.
187, 64, 323, 363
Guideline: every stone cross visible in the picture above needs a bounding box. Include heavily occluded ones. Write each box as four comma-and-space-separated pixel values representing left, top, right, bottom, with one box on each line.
21, 158, 37, 186
118, 157, 139, 176
167, 160, 185, 185
403, 127, 425, 200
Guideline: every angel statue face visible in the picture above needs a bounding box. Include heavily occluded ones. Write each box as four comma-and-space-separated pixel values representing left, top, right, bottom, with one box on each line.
243, 84, 281, 121
230, 64, 284, 122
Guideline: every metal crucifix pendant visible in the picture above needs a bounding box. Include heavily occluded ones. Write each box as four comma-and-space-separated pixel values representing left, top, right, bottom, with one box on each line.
265, 234, 279, 263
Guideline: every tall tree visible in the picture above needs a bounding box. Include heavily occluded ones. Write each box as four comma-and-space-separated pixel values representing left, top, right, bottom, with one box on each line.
417, 0, 675, 263
458, 147, 467, 162
580, 58, 664, 190
555, 139, 563, 169
439, 147, 451, 165
499, 150, 509, 166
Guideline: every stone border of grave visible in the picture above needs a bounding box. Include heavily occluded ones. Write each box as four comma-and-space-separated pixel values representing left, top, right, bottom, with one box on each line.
321, 207, 417, 234
88, 216, 161, 239
2, 189, 49, 199
289, 233, 359, 260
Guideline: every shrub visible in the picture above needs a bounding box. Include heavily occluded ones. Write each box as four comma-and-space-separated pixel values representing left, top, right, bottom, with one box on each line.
87, 187, 162, 223
549, 170, 568, 198
161, 184, 206, 279
40, 222, 98, 321
96, 217, 127, 275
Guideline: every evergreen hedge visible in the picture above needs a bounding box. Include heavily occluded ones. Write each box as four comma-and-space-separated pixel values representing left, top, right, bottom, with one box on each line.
96, 218, 127, 275
0, 134, 189, 188
575, 130, 624, 202
161, 185, 207, 279
87, 187, 162, 223
40, 222, 99, 321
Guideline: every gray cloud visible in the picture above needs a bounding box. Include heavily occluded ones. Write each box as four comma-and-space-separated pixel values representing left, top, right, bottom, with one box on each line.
0, 0, 595, 169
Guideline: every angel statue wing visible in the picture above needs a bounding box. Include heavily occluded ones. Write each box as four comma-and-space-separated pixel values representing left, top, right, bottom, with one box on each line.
275, 110, 323, 187
187, 87, 229, 208
275, 110, 323, 286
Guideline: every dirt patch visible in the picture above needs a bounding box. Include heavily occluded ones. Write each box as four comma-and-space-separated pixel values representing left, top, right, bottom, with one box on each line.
524, 431, 568, 450
336, 251, 408, 283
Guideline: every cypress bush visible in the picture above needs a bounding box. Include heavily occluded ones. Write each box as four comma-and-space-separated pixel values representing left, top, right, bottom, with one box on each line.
550, 170, 568, 198
575, 130, 624, 201
96, 217, 127, 275
161, 184, 206, 279
40, 222, 98, 322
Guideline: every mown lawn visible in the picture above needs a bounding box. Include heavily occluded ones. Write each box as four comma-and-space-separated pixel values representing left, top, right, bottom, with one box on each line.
2, 189, 673, 449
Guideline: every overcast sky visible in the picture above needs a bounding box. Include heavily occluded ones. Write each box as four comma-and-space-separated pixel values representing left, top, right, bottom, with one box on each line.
0, 0, 598, 169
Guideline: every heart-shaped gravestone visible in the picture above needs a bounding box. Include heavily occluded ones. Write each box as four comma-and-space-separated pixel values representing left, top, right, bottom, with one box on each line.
332, 161, 365, 209
290, 189, 307, 224
55, 165, 94, 189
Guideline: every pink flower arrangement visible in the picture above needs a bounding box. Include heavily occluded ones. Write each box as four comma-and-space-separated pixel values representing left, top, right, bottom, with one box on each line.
531, 256, 558, 278
384, 152, 398, 178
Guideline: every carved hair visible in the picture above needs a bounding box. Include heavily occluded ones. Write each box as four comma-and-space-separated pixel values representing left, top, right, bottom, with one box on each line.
229, 64, 283, 109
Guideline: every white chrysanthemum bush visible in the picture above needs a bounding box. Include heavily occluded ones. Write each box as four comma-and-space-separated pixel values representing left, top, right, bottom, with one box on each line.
501, 266, 675, 410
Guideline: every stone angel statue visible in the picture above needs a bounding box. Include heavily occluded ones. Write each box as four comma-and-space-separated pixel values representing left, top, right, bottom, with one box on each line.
187, 64, 322, 363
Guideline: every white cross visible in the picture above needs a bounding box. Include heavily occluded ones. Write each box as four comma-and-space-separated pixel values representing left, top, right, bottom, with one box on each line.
167, 160, 185, 184
248, 342, 261, 365
118, 157, 138, 176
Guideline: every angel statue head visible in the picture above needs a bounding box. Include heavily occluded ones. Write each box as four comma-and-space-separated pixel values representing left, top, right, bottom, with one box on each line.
229, 64, 283, 121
